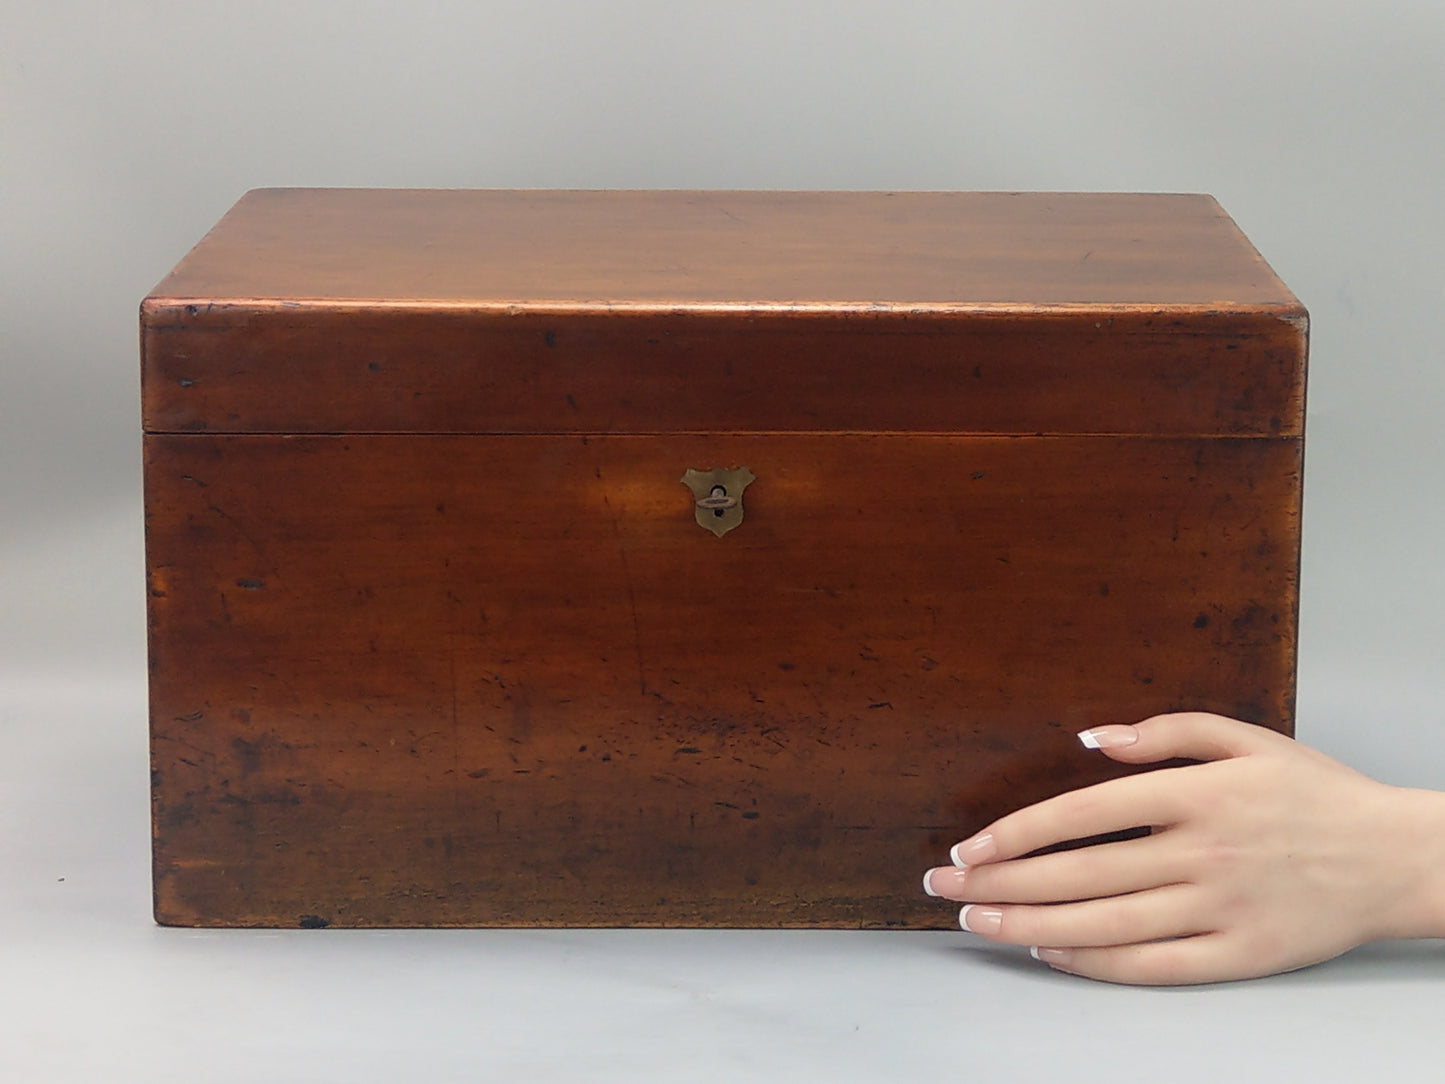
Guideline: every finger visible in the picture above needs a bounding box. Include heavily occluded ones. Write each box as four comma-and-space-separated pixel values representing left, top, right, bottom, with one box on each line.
926, 831, 1184, 904
1032, 934, 1279, 986
957, 884, 1205, 948
1079, 712, 1289, 767
949, 771, 1190, 866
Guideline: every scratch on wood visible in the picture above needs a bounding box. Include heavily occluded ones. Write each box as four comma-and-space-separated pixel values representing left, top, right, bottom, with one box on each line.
450, 637, 461, 818
602, 489, 647, 697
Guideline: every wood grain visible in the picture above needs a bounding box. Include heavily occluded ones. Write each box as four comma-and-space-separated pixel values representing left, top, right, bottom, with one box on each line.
147, 433, 1301, 927
143, 189, 1306, 928
142, 190, 1306, 438
148, 189, 1299, 308
142, 307, 1305, 437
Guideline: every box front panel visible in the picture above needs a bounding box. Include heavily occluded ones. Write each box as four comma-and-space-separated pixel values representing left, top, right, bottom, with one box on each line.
146, 433, 1300, 927
141, 307, 1307, 439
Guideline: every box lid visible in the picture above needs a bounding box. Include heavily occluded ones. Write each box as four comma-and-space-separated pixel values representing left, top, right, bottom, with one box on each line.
141, 189, 1306, 436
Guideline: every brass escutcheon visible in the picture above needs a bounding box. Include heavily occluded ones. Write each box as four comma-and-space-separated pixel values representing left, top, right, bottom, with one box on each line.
680, 467, 756, 538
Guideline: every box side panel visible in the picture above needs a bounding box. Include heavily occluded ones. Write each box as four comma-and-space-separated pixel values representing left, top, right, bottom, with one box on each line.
146, 433, 1300, 928
140, 308, 1306, 437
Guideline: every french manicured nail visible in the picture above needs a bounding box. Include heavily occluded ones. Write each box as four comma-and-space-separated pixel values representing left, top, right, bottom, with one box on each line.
1078, 725, 1139, 750
949, 832, 995, 867
959, 905, 1003, 935
1031, 946, 1072, 967
923, 867, 967, 900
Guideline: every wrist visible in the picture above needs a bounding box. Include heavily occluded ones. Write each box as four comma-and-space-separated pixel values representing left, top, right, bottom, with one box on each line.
1376, 784, 1445, 941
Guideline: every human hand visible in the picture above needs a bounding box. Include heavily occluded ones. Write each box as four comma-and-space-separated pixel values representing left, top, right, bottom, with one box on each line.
922, 712, 1445, 984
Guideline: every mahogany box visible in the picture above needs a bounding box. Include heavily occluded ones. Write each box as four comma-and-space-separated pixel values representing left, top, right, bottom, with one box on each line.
142, 189, 1306, 928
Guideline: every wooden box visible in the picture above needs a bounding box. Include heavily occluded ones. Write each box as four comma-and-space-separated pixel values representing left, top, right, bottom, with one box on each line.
143, 189, 1306, 928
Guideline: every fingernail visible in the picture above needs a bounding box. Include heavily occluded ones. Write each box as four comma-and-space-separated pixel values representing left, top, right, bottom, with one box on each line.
1033, 946, 1072, 967
959, 905, 1003, 935
924, 866, 968, 900
1078, 725, 1139, 750
949, 832, 995, 867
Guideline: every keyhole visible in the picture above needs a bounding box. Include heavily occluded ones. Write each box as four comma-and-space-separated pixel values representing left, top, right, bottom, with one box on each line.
710, 485, 727, 517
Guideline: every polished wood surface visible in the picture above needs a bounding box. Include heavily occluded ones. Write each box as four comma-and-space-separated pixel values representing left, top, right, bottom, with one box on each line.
148, 433, 1300, 927
143, 190, 1305, 437
148, 189, 1299, 309
143, 189, 1306, 927
142, 308, 1305, 437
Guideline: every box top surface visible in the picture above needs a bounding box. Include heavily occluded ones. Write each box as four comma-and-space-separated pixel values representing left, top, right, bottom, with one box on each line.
146, 189, 1301, 312
141, 190, 1307, 437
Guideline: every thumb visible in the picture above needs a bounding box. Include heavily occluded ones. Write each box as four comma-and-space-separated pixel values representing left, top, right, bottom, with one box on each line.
1078, 711, 1289, 765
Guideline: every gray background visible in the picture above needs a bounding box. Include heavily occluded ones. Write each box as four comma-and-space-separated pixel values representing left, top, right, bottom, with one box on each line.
2, 2, 1443, 1080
